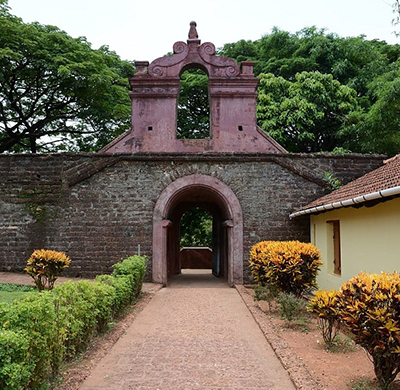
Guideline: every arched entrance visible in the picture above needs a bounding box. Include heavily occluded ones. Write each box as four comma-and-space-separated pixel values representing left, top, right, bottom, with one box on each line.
153, 175, 243, 286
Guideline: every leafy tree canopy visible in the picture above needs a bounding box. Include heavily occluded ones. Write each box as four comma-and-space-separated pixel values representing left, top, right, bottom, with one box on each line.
180, 208, 213, 248
220, 27, 400, 155
177, 69, 210, 140
2, 0, 400, 156
257, 71, 359, 152
0, 1, 133, 153
343, 61, 400, 156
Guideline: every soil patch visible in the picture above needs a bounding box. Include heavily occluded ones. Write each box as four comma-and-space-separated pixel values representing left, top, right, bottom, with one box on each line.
237, 285, 400, 390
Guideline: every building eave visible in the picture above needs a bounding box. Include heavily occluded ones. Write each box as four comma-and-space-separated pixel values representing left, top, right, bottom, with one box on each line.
289, 186, 400, 219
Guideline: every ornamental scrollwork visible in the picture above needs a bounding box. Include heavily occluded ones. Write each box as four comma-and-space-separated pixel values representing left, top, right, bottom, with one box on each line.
199, 42, 240, 77
148, 41, 189, 77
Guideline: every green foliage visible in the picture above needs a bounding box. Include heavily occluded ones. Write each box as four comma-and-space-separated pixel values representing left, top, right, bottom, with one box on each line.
179, 207, 213, 248
112, 255, 146, 299
2, 4, 399, 155
95, 274, 133, 314
344, 62, 400, 156
325, 334, 356, 354
0, 284, 37, 305
0, 4, 133, 153
275, 292, 308, 328
177, 69, 210, 139
0, 283, 35, 292
249, 241, 322, 297
323, 171, 342, 192
0, 329, 33, 390
25, 249, 71, 291
1, 291, 60, 388
0, 255, 147, 389
51, 280, 115, 358
254, 283, 279, 311
221, 27, 400, 156
257, 71, 359, 152
349, 378, 375, 390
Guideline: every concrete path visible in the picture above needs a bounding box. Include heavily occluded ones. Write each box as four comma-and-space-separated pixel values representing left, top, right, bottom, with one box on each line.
80, 270, 295, 390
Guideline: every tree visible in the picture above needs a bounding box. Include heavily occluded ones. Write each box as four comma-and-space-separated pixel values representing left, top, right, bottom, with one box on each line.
221, 27, 400, 85
257, 72, 359, 152
220, 27, 400, 155
393, 0, 400, 37
0, 1, 133, 153
344, 62, 400, 155
177, 69, 210, 139
180, 208, 213, 248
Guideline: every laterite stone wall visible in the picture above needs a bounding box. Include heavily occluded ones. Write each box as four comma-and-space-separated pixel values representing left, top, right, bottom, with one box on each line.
0, 152, 384, 282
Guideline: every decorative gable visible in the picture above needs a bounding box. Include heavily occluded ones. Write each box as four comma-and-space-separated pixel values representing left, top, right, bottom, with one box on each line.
102, 22, 286, 154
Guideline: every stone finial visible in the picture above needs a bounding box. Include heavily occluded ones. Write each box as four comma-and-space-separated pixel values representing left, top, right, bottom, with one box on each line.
188, 21, 198, 39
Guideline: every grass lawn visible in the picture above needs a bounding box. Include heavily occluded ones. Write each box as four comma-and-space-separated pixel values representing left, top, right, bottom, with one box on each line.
0, 283, 37, 304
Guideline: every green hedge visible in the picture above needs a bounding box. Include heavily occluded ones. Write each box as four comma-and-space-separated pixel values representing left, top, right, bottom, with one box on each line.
0, 255, 147, 390
111, 255, 146, 299
0, 329, 33, 390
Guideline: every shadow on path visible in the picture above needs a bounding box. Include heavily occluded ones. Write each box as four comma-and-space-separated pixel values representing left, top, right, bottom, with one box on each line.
168, 269, 227, 289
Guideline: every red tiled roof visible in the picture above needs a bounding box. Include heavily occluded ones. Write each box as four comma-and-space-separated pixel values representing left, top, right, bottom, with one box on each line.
290, 155, 400, 217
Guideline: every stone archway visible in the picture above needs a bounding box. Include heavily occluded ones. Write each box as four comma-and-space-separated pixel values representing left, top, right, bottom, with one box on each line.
152, 175, 243, 286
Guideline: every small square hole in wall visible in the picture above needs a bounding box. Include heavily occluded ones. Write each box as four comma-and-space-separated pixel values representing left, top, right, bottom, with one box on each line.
238, 125, 243, 131
148, 126, 153, 131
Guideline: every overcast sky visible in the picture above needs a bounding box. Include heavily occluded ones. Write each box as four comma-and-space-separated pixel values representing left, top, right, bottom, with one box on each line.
7, 0, 399, 63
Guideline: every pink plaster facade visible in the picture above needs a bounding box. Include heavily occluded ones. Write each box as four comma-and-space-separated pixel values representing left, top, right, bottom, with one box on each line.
102, 22, 286, 154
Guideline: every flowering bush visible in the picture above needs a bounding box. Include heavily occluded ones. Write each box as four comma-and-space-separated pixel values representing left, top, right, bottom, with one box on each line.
336, 272, 400, 389
249, 240, 322, 297
308, 289, 340, 345
25, 249, 71, 291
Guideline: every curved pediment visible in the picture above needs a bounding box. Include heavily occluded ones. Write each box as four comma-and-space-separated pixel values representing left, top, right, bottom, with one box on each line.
147, 22, 240, 78
101, 21, 287, 155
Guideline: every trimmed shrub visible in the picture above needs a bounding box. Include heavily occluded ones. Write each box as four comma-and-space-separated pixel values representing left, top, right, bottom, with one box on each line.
308, 289, 341, 346
336, 272, 400, 389
249, 241, 322, 297
112, 255, 146, 298
1, 291, 59, 388
52, 280, 115, 358
0, 255, 147, 389
0, 330, 33, 390
25, 249, 71, 291
95, 274, 133, 314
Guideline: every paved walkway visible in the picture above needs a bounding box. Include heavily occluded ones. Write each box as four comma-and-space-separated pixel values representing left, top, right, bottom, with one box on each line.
80, 270, 295, 390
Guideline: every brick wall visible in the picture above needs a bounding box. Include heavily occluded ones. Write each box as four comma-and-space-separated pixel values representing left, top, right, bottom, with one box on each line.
0, 152, 384, 282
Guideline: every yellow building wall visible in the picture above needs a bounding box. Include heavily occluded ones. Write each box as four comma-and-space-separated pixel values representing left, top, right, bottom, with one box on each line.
311, 197, 400, 291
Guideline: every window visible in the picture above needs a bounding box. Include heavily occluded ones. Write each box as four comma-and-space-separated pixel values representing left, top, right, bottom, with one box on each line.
327, 220, 341, 275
